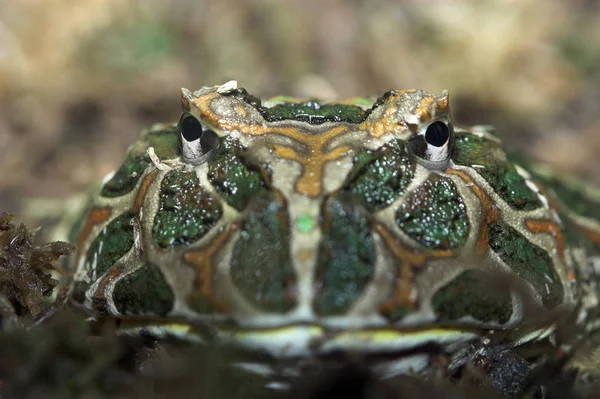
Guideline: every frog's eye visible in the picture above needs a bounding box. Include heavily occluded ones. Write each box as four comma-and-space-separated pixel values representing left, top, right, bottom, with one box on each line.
178, 113, 220, 165
425, 121, 450, 147
407, 120, 453, 170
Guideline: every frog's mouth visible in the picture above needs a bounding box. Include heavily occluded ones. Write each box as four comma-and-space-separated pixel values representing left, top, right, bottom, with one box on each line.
114, 318, 481, 359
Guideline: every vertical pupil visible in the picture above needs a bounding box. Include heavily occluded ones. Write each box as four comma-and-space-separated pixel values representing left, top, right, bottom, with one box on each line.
180, 116, 203, 142
425, 121, 449, 147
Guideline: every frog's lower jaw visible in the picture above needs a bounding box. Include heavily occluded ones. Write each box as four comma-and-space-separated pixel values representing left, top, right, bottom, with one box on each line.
113, 319, 481, 383
115, 319, 480, 358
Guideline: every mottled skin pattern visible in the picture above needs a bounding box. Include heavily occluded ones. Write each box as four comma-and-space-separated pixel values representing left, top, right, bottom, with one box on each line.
68, 81, 600, 382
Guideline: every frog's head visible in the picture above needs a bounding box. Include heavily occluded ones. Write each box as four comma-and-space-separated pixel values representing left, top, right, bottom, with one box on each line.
179, 82, 454, 175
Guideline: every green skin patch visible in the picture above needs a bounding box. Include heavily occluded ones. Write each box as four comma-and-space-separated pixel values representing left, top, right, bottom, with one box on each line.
261, 100, 368, 124
229, 192, 295, 312
100, 125, 178, 198
315, 196, 375, 315
296, 214, 314, 233
344, 141, 416, 212
153, 171, 222, 249
84, 211, 135, 278
528, 167, 600, 221
453, 133, 542, 211
101, 154, 150, 198
146, 125, 179, 160
396, 175, 469, 250
208, 137, 266, 212
432, 269, 513, 324
113, 262, 174, 316
488, 220, 563, 308
226, 88, 399, 125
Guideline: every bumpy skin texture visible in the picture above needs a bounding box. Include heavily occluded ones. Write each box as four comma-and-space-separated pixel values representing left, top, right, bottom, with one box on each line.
68, 83, 600, 378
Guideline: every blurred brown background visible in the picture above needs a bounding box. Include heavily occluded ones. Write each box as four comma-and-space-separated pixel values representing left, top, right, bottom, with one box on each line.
1, 0, 599, 215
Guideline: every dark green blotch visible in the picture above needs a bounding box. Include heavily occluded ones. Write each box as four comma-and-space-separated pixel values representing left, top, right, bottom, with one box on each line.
146, 124, 179, 160
396, 175, 469, 250
113, 263, 174, 316
208, 137, 266, 211
100, 153, 150, 197
230, 192, 294, 312
188, 296, 218, 314
262, 100, 367, 124
344, 140, 416, 212
453, 133, 542, 211
153, 170, 222, 249
229, 88, 399, 125
315, 197, 375, 315
432, 270, 513, 324
520, 162, 600, 221
488, 220, 563, 308
84, 212, 135, 277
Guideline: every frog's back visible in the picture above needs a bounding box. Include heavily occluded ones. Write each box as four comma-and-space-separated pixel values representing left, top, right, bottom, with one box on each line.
68, 82, 600, 372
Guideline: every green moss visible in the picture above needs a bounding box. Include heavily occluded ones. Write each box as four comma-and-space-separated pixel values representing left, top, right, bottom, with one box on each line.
396, 175, 469, 250
229, 192, 294, 312
453, 133, 542, 211
153, 171, 222, 249
100, 154, 150, 198
488, 220, 563, 308
84, 212, 135, 277
208, 137, 266, 212
344, 141, 415, 212
315, 196, 375, 315
432, 270, 513, 324
113, 263, 174, 316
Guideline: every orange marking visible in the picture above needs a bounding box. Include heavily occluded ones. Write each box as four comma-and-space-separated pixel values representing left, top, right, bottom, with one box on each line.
534, 182, 600, 246
415, 93, 449, 120
133, 169, 159, 214
376, 224, 452, 312
415, 96, 436, 120
273, 142, 350, 197
525, 219, 565, 259
437, 93, 449, 112
446, 168, 500, 251
94, 263, 125, 301
234, 105, 247, 116
183, 224, 238, 311
566, 269, 576, 283
363, 105, 405, 138
579, 225, 600, 244
77, 207, 112, 254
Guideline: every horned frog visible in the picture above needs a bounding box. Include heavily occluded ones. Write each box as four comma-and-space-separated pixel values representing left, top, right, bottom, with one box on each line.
66, 80, 600, 391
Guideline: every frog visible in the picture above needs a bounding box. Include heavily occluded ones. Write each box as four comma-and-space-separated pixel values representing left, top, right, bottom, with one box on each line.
65, 80, 600, 391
